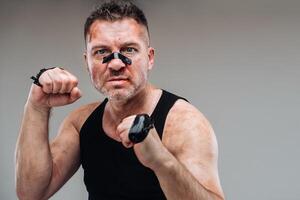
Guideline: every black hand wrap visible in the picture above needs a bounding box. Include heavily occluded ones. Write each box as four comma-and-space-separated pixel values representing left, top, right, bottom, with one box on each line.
102, 52, 132, 65
30, 67, 56, 87
128, 114, 154, 144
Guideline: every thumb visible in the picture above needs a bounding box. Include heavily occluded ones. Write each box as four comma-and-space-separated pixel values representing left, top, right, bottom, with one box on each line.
68, 87, 82, 103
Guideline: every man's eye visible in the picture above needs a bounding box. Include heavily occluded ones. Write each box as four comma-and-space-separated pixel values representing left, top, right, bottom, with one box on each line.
95, 49, 108, 55
122, 47, 136, 54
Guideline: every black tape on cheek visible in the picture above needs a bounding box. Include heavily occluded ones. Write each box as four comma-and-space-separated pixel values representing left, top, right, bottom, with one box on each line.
102, 53, 114, 64
118, 53, 132, 65
128, 114, 154, 144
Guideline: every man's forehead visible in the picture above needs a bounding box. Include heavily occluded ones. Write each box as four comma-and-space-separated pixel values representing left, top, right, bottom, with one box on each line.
87, 18, 149, 45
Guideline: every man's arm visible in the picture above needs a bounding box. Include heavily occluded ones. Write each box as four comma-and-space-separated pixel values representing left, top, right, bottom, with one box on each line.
117, 99, 224, 200
15, 68, 82, 199
154, 153, 223, 200
156, 99, 224, 200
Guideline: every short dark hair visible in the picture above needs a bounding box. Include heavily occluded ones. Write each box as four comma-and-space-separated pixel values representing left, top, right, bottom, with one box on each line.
84, 0, 149, 43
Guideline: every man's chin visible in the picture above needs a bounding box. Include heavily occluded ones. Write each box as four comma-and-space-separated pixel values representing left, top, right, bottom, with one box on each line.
105, 89, 134, 102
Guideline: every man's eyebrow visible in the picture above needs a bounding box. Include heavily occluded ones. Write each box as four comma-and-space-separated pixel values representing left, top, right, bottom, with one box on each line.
91, 44, 110, 50
121, 42, 140, 47
90, 42, 141, 51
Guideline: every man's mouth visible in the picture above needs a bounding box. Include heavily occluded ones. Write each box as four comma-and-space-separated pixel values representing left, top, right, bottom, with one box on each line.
107, 77, 129, 83
108, 77, 128, 81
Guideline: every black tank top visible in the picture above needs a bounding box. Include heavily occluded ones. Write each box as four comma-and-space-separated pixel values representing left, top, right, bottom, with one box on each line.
80, 90, 187, 200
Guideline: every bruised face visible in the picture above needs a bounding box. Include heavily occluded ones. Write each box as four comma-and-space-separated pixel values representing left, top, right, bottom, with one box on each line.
85, 18, 154, 101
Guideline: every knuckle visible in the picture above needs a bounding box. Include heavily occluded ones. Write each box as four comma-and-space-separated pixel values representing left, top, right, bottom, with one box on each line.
43, 83, 52, 93
41, 80, 52, 88
39, 72, 47, 80
116, 126, 122, 134
44, 81, 52, 87
54, 79, 63, 86
70, 80, 77, 87
70, 77, 78, 86
61, 76, 70, 85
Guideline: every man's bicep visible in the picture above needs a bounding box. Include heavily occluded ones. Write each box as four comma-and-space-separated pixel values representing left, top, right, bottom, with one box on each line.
44, 117, 81, 198
165, 100, 224, 198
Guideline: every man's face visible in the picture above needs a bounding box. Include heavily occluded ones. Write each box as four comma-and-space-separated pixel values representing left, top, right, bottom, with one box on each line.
85, 18, 154, 101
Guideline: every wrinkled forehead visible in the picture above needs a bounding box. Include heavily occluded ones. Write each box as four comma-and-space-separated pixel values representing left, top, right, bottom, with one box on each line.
86, 18, 149, 48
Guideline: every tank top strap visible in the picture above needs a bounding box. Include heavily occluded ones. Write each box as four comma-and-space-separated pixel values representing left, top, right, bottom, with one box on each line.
80, 98, 108, 138
151, 90, 188, 139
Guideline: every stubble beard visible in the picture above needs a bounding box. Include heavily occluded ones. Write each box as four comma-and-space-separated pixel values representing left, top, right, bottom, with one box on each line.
101, 86, 136, 102
92, 66, 149, 102
95, 76, 146, 102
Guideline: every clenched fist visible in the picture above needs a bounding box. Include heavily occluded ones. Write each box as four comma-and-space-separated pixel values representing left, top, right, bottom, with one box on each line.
28, 67, 82, 111
116, 115, 171, 171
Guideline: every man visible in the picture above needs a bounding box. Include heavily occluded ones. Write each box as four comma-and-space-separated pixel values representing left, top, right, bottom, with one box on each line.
15, 0, 225, 199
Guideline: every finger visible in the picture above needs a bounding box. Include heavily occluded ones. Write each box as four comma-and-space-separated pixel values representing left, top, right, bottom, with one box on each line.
45, 68, 75, 94
67, 75, 79, 93
57, 70, 78, 94
50, 67, 71, 94
120, 132, 133, 148
119, 115, 136, 129
58, 76, 70, 94
46, 87, 81, 107
42, 69, 61, 94
116, 122, 125, 135
60, 76, 77, 94
38, 71, 53, 94
68, 87, 82, 103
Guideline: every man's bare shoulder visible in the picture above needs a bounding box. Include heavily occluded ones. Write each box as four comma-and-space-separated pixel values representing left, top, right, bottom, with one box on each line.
164, 99, 212, 133
163, 99, 216, 155
66, 101, 103, 132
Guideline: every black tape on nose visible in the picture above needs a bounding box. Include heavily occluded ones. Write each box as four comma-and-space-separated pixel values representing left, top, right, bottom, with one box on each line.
102, 52, 132, 65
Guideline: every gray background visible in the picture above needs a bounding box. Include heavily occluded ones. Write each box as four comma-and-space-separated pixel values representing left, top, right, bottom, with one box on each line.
1, 0, 299, 199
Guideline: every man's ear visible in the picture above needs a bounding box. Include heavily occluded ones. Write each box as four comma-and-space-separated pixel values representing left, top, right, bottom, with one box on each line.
148, 47, 155, 70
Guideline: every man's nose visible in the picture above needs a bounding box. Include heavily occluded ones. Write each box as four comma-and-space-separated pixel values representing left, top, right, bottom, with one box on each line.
107, 57, 126, 71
